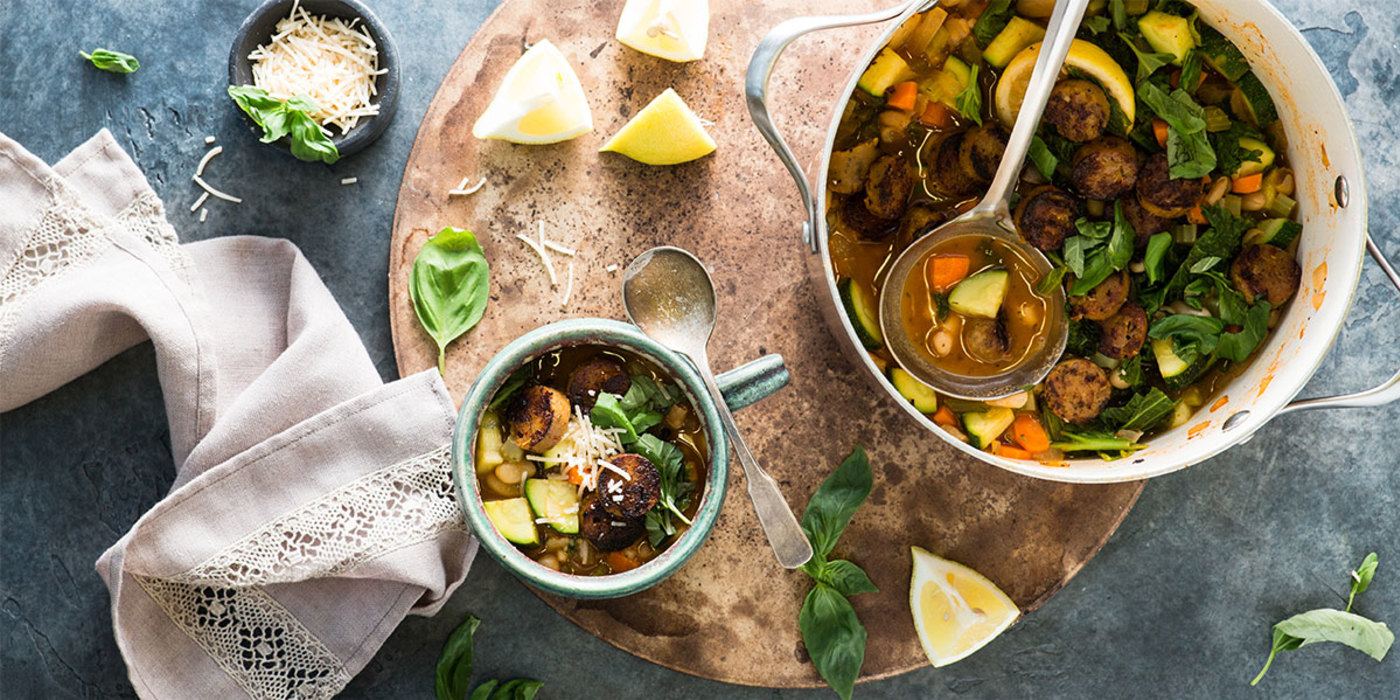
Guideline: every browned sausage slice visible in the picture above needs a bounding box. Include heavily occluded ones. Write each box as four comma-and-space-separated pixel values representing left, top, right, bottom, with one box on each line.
579, 496, 645, 552
1015, 186, 1081, 251
1121, 196, 1170, 249
1136, 152, 1203, 217
864, 154, 914, 220
1043, 358, 1112, 424
1230, 244, 1301, 306
842, 195, 899, 240
598, 453, 661, 519
931, 132, 978, 196
1098, 302, 1148, 359
1044, 79, 1111, 142
959, 125, 1010, 183
505, 385, 572, 453
962, 317, 1010, 364
567, 357, 631, 411
1071, 137, 1139, 201
1069, 270, 1130, 321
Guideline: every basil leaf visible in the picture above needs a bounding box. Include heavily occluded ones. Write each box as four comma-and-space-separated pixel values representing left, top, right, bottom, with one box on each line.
972, 0, 1016, 48
1149, 314, 1224, 357
799, 583, 867, 700
486, 679, 544, 700
1348, 553, 1380, 613
1108, 201, 1135, 270
410, 227, 491, 374
954, 64, 983, 126
635, 433, 692, 528
801, 447, 874, 559
1075, 218, 1113, 240
819, 559, 880, 597
1189, 256, 1221, 273
1165, 206, 1248, 298
1211, 121, 1266, 176
1277, 609, 1394, 660
1179, 49, 1203, 93
1035, 265, 1067, 295
435, 614, 480, 700
1064, 236, 1089, 278
225, 86, 340, 164
1215, 301, 1270, 362
1119, 34, 1173, 84
590, 393, 638, 444
1028, 136, 1059, 181
1083, 15, 1111, 35
1066, 318, 1101, 358
1118, 354, 1145, 388
1109, 0, 1128, 30
1099, 388, 1176, 432
81, 48, 139, 74
467, 680, 499, 700
1139, 81, 1215, 178
1144, 232, 1173, 284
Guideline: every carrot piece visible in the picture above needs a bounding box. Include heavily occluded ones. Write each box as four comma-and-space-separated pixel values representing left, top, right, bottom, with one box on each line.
1152, 118, 1169, 148
998, 444, 1034, 460
888, 81, 919, 111
1187, 205, 1208, 225
1169, 69, 1181, 89
566, 466, 584, 485
1011, 413, 1051, 453
1231, 172, 1264, 194
920, 100, 955, 128
932, 406, 959, 428
927, 254, 972, 292
607, 552, 641, 573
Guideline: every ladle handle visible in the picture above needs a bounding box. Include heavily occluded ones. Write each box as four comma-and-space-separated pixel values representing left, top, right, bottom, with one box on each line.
970, 0, 1092, 224
695, 349, 813, 568
745, 0, 934, 253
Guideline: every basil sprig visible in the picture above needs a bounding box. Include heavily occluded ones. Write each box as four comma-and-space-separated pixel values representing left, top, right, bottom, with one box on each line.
798, 447, 877, 700
227, 85, 340, 164
1252, 553, 1393, 685
435, 614, 542, 700
81, 49, 139, 74
409, 227, 491, 373
590, 379, 693, 546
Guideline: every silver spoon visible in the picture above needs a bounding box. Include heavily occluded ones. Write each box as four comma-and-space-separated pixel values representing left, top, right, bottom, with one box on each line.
623, 247, 813, 569
878, 0, 1091, 399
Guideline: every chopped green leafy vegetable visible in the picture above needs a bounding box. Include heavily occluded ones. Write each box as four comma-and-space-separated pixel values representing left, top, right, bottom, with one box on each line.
972, 0, 1016, 48
1067, 318, 1102, 358
409, 227, 491, 374
1165, 205, 1248, 298
81, 49, 139, 74
955, 64, 983, 126
227, 85, 340, 164
633, 432, 694, 545
1110, 0, 1129, 30
468, 679, 544, 700
1099, 388, 1176, 432
1252, 553, 1393, 685
1196, 23, 1250, 81
798, 447, 876, 700
1210, 122, 1266, 177
1215, 300, 1270, 362
1028, 136, 1059, 181
488, 366, 532, 413
1120, 33, 1174, 84
1035, 265, 1067, 295
1050, 430, 1147, 455
1065, 202, 1135, 296
1144, 232, 1174, 284
1149, 313, 1225, 359
1179, 49, 1203, 92
1138, 80, 1215, 178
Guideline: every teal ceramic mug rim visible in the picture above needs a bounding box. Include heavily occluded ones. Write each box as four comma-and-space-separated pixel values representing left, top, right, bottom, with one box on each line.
452, 318, 783, 599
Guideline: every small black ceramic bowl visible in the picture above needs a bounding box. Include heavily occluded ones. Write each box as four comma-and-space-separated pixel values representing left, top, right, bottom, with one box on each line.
227, 0, 400, 159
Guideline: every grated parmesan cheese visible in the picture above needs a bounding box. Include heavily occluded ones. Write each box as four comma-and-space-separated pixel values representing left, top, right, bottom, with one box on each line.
340, 177, 358, 185
204, 135, 217, 144
199, 209, 208, 223
448, 176, 487, 197
190, 192, 209, 212
247, 0, 384, 135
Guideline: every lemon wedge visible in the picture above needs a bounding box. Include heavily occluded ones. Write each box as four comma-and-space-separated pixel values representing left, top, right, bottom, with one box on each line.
616, 0, 709, 63
994, 39, 1135, 129
600, 88, 716, 165
472, 40, 593, 144
909, 546, 1020, 668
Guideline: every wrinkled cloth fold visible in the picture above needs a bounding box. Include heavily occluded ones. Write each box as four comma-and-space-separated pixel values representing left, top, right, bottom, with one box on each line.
0, 129, 476, 699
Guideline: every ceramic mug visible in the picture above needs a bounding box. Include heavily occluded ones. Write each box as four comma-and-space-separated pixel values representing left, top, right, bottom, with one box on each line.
451, 318, 790, 599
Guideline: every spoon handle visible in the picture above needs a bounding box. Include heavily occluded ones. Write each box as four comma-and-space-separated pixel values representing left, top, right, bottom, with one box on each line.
694, 351, 814, 569
970, 0, 1092, 224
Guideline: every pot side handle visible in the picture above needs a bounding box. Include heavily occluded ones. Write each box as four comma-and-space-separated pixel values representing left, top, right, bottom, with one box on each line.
744, 0, 933, 254
1279, 234, 1400, 414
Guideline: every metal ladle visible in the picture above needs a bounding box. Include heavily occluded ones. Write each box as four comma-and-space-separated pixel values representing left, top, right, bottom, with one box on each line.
878, 0, 1091, 399
623, 247, 813, 569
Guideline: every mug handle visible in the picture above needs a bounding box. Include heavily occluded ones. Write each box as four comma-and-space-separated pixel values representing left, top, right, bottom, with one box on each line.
1278, 234, 1400, 415
745, 0, 933, 254
715, 354, 790, 412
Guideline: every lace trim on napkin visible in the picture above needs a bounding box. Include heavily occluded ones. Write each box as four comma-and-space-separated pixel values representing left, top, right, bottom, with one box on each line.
168, 444, 465, 587
133, 575, 352, 700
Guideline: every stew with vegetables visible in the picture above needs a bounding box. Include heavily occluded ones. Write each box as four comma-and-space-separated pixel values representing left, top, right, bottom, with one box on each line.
830, 0, 1303, 460
476, 346, 706, 574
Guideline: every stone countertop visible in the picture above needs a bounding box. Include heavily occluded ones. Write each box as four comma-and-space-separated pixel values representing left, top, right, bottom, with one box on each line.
1, 0, 1397, 697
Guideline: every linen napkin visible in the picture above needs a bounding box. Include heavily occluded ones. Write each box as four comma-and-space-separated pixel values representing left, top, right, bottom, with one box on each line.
0, 129, 477, 699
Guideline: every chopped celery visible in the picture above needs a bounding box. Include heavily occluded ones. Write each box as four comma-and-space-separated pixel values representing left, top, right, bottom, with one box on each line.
1173, 223, 1199, 244
1222, 193, 1243, 217
1266, 193, 1297, 218
1203, 106, 1232, 132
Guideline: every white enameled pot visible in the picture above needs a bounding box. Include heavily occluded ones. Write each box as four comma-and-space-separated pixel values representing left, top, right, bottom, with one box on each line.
747, 0, 1400, 483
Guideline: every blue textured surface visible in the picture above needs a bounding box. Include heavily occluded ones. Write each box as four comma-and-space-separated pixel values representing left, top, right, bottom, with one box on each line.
2, 0, 1398, 697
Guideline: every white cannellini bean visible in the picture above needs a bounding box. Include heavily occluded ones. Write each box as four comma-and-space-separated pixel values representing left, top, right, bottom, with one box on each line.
987, 391, 1030, 409
1109, 369, 1132, 390
933, 330, 954, 356
1205, 176, 1230, 206
1241, 191, 1268, 212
